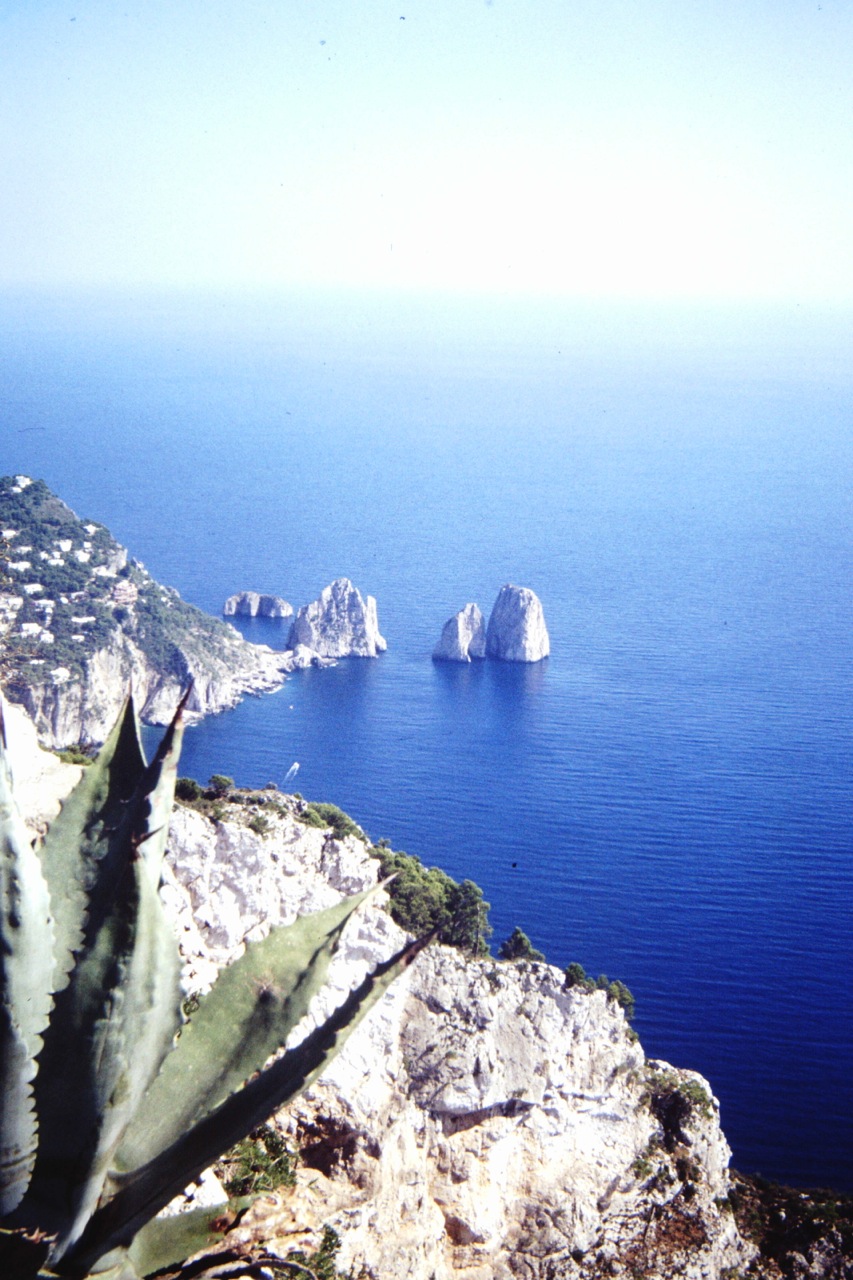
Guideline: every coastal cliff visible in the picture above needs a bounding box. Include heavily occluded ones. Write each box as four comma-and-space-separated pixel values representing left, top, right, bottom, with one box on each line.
158, 799, 754, 1280
0, 476, 298, 746
8, 699, 848, 1279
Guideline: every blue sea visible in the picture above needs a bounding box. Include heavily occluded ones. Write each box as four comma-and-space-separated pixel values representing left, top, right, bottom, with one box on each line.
2, 288, 851, 1193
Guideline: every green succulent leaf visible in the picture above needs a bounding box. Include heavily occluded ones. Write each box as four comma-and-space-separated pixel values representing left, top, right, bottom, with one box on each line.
116, 888, 378, 1175
0, 707, 56, 1215
37, 697, 146, 996
23, 699, 187, 1259
69, 932, 431, 1275
123, 1196, 252, 1277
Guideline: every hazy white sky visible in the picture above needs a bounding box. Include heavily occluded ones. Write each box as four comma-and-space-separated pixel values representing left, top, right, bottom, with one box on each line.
1, 0, 851, 301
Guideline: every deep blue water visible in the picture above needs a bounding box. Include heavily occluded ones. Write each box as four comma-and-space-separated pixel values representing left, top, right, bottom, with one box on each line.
2, 289, 852, 1192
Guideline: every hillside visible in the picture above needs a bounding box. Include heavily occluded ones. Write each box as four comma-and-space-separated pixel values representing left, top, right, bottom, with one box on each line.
0, 475, 296, 746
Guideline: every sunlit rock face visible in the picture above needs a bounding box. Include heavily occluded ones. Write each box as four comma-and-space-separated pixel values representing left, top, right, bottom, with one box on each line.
287, 578, 386, 658
223, 591, 293, 619
485, 584, 550, 662
432, 603, 486, 662
8, 715, 755, 1280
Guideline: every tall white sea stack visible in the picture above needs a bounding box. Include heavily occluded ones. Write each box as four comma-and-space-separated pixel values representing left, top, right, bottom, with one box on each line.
287, 577, 387, 657
485, 584, 550, 662
432, 603, 486, 662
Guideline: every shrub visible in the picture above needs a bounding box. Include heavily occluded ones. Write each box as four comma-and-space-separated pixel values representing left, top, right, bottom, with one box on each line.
248, 812, 272, 837
175, 776, 203, 802
563, 961, 596, 992
372, 848, 492, 955
54, 745, 94, 767
207, 773, 234, 796
302, 802, 364, 841
606, 978, 636, 1020
564, 962, 635, 1019
284, 1224, 343, 1280
498, 926, 545, 963
217, 1123, 296, 1197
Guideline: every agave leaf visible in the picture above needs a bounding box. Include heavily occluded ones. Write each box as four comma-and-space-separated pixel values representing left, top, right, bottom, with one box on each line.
0, 708, 56, 1215
23, 702, 187, 1259
122, 1196, 252, 1278
37, 697, 146, 995
69, 934, 430, 1275
116, 888, 378, 1175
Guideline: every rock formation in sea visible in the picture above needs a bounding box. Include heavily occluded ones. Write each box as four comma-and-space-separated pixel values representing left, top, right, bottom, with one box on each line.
223, 591, 293, 619
287, 577, 386, 658
485, 583, 550, 662
432, 602, 486, 662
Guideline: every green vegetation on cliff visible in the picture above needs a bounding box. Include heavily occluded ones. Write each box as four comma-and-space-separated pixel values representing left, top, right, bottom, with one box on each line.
0, 475, 255, 694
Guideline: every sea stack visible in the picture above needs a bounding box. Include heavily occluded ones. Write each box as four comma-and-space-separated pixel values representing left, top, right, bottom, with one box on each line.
223, 591, 293, 619
485, 584, 550, 662
432, 603, 486, 662
287, 577, 387, 658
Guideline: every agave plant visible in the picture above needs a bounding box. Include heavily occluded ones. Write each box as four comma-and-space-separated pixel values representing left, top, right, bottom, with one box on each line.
0, 692, 426, 1279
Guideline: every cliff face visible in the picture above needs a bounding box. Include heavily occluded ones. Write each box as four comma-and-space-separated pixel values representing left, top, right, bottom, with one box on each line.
0, 476, 297, 746
6, 689, 756, 1279
8, 627, 297, 749
160, 800, 755, 1280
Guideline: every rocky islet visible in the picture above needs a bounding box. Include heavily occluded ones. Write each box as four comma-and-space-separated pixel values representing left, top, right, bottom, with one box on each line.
434, 584, 550, 663
223, 591, 293, 619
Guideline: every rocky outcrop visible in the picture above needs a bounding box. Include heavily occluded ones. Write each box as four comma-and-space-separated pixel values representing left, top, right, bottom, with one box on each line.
432, 603, 486, 662
0, 475, 306, 747
486, 584, 550, 662
6, 718, 758, 1280
223, 591, 293, 619
6, 628, 298, 749
157, 796, 754, 1280
287, 578, 386, 658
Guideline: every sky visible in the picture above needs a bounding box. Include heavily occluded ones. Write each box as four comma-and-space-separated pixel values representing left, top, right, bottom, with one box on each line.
1, 0, 852, 302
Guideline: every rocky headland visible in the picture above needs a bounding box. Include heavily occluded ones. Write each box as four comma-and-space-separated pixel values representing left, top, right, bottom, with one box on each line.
288, 577, 387, 658
435, 586, 550, 664
223, 591, 293, 619
0, 477, 361, 747
7, 695, 850, 1280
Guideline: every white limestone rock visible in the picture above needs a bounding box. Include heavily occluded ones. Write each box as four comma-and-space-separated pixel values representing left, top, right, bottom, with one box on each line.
287, 578, 386, 658
5, 724, 755, 1280
223, 591, 293, 619
432, 603, 486, 662
11, 630, 299, 749
485, 583, 550, 662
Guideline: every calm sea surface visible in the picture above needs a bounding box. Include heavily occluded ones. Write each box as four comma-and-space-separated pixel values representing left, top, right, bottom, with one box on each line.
2, 289, 851, 1191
